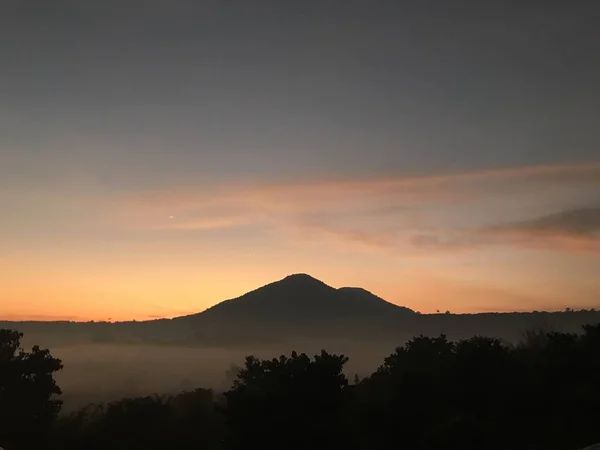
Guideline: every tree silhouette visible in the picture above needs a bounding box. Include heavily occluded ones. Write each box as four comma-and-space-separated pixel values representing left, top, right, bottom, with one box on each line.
224, 350, 354, 450
51, 389, 225, 450
10, 323, 600, 450
444, 336, 515, 450
0, 329, 63, 450
356, 335, 456, 449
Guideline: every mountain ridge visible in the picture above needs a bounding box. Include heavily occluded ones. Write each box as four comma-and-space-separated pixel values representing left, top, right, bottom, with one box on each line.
4, 273, 599, 348
166, 273, 416, 343
175, 273, 415, 324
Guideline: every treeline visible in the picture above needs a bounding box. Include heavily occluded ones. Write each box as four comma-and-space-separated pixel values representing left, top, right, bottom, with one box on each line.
4, 308, 600, 347
1, 325, 599, 450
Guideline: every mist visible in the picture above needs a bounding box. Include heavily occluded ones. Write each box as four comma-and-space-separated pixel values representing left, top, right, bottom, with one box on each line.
40, 339, 388, 412
7, 301, 600, 412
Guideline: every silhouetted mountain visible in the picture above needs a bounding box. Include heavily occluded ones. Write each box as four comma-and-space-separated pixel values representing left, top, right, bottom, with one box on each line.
181, 274, 414, 323
337, 286, 413, 316
2, 274, 599, 347
173, 274, 415, 343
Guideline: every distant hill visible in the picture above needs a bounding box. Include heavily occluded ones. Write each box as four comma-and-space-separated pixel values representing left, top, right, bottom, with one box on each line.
173, 274, 415, 343
179, 273, 414, 323
1, 273, 599, 347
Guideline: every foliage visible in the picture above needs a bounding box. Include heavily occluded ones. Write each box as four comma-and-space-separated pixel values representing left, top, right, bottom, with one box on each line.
0, 329, 63, 450
3, 325, 600, 450
51, 389, 224, 450
223, 350, 353, 450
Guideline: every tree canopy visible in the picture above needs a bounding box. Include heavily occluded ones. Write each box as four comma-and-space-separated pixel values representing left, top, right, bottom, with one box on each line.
0, 329, 63, 450
224, 350, 353, 450
3, 324, 600, 450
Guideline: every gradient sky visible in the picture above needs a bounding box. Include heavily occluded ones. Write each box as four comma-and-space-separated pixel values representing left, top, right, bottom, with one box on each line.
1, 1, 599, 321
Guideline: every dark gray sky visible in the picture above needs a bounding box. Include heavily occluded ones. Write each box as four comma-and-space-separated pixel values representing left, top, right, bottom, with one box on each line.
2, 1, 599, 188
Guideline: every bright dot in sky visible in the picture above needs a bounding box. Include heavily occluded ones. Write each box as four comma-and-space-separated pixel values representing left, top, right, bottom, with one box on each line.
169, 215, 175, 219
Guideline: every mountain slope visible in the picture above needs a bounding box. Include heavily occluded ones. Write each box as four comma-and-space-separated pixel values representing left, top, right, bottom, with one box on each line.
180, 274, 413, 324
172, 274, 414, 342
337, 287, 414, 316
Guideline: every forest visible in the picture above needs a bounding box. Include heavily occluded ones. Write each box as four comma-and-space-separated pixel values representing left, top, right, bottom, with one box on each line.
1, 324, 599, 450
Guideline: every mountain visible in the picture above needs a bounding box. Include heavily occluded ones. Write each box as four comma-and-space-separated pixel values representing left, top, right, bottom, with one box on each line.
177, 274, 413, 324
173, 274, 415, 343
337, 287, 413, 316
4, 273, 599, 348
182, 274, 414, 323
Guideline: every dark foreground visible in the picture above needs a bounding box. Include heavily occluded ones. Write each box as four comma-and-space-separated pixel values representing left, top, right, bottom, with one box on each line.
1, 324, 599, 450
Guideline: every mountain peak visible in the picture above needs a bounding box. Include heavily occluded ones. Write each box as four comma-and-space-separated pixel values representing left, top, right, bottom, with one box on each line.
254, 273, 333, 294
282, 273, 321, 280
183, 273, 414, 326
279, 273, 326, 285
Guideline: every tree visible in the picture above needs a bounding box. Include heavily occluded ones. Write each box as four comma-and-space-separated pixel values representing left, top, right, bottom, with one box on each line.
51, 389, 224, 450
0, 329, 63, 449
357, 335, 456, 449
224, 350, 354, 450
447, 336, 515, 450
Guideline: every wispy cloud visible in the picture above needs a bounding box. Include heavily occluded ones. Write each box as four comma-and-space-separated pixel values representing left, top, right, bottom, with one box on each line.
487, 208, 600, 236
408, 208, 600, 255
479, 208, 600, 254
113, 162, 600, 256
149, 216, 254, 231
128, 161, 600, 211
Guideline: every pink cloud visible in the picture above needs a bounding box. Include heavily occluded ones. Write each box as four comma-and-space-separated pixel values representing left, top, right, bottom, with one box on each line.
109, 162, 600, 256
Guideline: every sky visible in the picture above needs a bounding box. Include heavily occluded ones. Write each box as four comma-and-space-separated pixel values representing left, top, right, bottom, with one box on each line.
1, 1, 599, 321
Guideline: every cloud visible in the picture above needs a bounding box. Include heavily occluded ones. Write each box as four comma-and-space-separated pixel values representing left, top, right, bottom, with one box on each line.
150, 215, 255, 231
316, 207, 600, 256
479, 208, 600, 254
407, 208, 600, 255
128, 161, 600, 212
487, 208, 600, 236
408, 233, 478, 252
112, 162, 600, 256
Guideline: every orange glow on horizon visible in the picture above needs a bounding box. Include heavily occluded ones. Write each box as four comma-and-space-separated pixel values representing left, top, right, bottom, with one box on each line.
2, 162, 599, 321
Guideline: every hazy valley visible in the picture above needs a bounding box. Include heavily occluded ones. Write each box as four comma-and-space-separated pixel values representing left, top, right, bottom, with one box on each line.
3, 274, 599, 411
